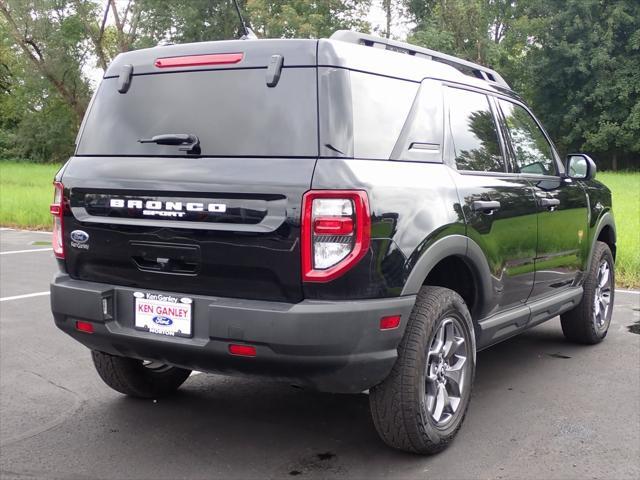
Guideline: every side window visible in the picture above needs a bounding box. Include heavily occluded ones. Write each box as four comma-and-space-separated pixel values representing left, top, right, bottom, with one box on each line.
498, 100, 557, 176
447, 88, 505, 172
350, 71, 419, 159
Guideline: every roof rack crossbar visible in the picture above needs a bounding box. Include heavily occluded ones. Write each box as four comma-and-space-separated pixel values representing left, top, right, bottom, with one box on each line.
329, 30, 510, 89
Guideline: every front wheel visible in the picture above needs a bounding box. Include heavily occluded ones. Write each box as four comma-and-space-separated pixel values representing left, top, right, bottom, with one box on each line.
369, 286, 476, 454
91, 350, 192, 398
561, 241, 615, 344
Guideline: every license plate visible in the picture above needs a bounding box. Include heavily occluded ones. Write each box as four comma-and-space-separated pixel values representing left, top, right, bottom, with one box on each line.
134, 292, 192, 338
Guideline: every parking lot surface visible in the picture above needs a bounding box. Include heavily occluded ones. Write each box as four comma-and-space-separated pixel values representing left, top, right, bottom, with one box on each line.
1, 228, 639, 479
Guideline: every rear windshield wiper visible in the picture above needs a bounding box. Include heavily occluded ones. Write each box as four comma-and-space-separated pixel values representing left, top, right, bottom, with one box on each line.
138, 133, 200, 154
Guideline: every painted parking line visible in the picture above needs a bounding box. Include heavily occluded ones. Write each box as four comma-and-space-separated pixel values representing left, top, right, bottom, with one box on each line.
0, 248, 52, 255
0, 291, 50, 303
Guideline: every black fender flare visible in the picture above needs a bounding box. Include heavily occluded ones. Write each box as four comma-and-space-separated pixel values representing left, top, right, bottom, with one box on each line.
586, 211, 616, 273
401, 235, 494, 318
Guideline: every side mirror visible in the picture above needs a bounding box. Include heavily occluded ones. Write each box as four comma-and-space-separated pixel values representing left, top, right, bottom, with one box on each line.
566, 153, 596, 180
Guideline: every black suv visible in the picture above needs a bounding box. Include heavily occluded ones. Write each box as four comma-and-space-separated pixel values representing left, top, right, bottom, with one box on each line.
50, 31, 616, 454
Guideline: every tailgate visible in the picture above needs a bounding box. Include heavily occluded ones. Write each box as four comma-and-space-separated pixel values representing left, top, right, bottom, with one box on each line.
61, 156, 314, 302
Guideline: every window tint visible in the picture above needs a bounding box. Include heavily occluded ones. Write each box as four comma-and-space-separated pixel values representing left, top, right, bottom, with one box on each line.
77, 68, 318, 157
447, 88, 504, 172
498, 100, 556, 176
350, 71, 419, 159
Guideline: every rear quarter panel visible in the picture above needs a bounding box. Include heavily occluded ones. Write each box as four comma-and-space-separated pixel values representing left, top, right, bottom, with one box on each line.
309, 159, 464, 300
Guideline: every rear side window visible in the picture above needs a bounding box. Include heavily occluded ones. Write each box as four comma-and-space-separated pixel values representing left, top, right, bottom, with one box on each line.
446, 88, 505, 172
498, 100, 557, 176
76, 68, 318, 157
350, 72, 419, 159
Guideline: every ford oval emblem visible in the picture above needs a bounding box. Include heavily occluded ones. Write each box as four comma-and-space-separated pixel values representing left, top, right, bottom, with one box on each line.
70, 230, 89, 243
152, 316, 173, 326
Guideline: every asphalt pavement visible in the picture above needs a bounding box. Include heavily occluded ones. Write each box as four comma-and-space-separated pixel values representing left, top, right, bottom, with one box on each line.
1, 228, 638, 480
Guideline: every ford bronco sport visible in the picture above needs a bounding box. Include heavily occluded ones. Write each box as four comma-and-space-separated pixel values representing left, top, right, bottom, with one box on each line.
50, 31, 616, 454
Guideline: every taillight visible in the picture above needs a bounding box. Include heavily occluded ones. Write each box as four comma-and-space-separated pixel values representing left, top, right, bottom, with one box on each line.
301, 190, 371, 282
154, 53, 244, 68
50, 181, 64, 259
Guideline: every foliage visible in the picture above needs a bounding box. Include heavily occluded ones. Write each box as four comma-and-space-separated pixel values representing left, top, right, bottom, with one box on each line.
0, 6, 83, 162
405, 0, 640, 170
246, 0, 371, 38
519, 0, 640, 168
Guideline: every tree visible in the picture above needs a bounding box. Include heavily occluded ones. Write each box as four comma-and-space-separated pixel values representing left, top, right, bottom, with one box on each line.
246, 0, 371, 38
518, 0, 640, 168
0, 0, 93, 122
0, 18, 78, 162
404, 0, 640, 169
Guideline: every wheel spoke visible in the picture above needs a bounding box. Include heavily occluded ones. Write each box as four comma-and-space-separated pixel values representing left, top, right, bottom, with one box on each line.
444, 357, 466, 396
430, 323, 446, 356
598, 263, 610, 288
443, 336, 464, 361
425, 364, 438, 384
432, 383, 450, 422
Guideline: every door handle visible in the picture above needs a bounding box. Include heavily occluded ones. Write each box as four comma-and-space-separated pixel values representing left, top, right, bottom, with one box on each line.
539, 198, 560, 210
472, 200, 501, 213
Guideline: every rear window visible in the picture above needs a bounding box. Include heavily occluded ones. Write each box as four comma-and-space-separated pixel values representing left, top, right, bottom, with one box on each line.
76, 68, 318, 157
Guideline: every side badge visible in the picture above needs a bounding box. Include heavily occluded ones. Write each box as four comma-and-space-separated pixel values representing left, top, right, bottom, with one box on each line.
70, 230, 90, 250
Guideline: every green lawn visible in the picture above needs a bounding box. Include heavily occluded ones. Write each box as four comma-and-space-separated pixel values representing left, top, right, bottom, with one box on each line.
0, 161, 61, 230
598, 172, 640, 289
1, 160, 638, 287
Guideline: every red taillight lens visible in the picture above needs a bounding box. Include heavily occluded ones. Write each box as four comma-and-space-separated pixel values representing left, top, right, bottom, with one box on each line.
50, 181, 64, 259
380, 315, 401, 330
228, 344, 257, 357
75, 321, 94, 334
154, 53, 244, 68
301, 190, 371, 283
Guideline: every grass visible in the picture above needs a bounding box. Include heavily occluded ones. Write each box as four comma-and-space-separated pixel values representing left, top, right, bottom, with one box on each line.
0, 161, 62, 230
598, 172, 640, 289
0, 160, 638, 287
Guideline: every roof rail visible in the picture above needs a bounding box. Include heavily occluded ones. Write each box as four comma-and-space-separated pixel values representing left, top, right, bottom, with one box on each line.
329, 30, 510, 90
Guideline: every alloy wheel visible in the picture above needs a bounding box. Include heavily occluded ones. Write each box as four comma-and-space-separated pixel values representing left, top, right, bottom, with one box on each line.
425, 317, 469, 427
593, 259, 612, 331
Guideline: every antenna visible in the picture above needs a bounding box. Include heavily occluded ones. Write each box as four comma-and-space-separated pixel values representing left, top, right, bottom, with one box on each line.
232, 0, 257, 40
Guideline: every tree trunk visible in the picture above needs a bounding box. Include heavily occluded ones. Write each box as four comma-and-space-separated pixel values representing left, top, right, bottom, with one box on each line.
612, 152, 618, 171
383, 0, 391, 38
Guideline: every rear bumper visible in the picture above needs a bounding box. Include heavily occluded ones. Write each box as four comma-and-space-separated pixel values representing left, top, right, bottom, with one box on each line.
51, 274, 416, 393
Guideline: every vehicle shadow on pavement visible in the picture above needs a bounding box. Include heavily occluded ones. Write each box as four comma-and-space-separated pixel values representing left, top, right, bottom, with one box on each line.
75, 323, 583, 477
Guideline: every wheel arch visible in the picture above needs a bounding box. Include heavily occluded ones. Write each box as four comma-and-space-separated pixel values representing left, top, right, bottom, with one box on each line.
588, 212, 616, 272
401, 235, 494, 320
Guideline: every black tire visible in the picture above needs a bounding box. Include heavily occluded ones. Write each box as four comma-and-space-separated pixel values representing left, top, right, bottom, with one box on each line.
369, 286, 476, 455
91, 350, 192, 398
561, 241, 615, 344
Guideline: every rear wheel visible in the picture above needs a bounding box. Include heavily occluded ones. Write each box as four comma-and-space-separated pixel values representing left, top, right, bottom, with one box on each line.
369, 286, 475, 454
561, 241, 615, 344
91, 350, 191, 398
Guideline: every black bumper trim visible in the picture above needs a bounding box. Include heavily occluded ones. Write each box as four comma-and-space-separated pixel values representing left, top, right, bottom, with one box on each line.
51, 274, 416, 393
